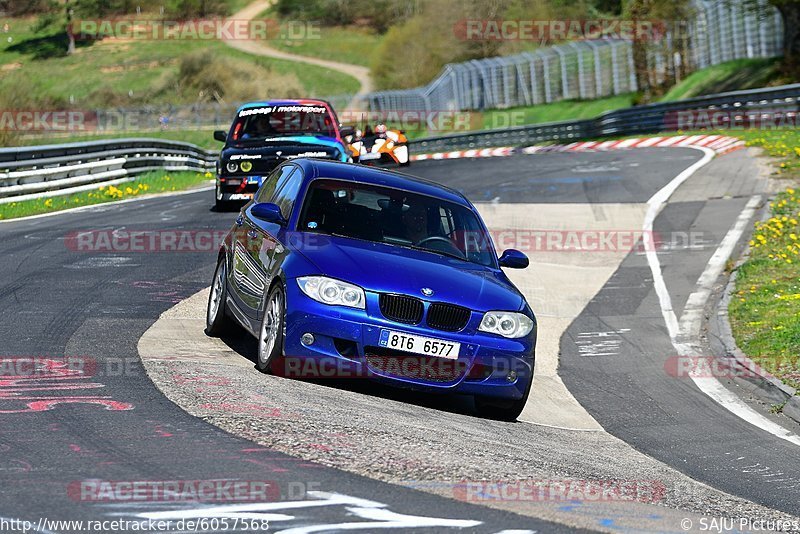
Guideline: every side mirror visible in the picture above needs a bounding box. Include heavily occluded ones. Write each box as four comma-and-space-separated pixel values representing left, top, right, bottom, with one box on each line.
213, 130, 227, 142
339, 125, 355, 138
498, 249, 529, 269
250, 202, 287, 225
250, 202, 286, 225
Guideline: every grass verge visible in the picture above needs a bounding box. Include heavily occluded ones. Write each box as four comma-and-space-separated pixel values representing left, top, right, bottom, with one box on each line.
0, 171, 212, 221
728, 187, 800, 391
707, 127, 800, 392
267, 25, 383, 67
660, 58, 783, 102
481, 94, 637, 127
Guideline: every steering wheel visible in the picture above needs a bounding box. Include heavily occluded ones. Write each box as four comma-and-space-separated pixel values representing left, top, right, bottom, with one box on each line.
415, 236, 466, 259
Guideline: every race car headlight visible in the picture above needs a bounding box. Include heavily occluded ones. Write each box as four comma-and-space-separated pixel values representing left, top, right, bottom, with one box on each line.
225, 162, 239, 173
297, 276, 365, 309
478, 311, 534, 338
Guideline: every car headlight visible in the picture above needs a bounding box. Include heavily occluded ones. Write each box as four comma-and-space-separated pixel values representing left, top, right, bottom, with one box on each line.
297, 276, 365, 309
226, 162, 239, 173
478, 311, 534, 338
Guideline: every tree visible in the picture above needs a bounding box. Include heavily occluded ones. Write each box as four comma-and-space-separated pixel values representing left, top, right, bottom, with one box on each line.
624, 0, 693, 102
1, 0, 51, 15
35, 0, 95, 56
766, 0, 800, 76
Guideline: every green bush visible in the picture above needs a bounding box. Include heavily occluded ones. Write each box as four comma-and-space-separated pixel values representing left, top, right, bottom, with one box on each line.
1, 0, 51, 16
273, 0, 409, 32
155, 49, 304, 103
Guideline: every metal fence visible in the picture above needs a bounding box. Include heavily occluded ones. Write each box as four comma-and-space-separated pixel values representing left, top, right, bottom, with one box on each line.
0, 139, 216, 204
363, 0, 784, 113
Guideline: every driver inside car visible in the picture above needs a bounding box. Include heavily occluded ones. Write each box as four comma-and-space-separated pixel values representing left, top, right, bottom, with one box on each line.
242, 115, 275, 139
401, 202, 429, 244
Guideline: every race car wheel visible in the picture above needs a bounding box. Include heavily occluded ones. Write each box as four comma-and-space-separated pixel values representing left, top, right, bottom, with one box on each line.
257, 284, 286, 374
473, 375, 532, 422
205, 257, 235, 337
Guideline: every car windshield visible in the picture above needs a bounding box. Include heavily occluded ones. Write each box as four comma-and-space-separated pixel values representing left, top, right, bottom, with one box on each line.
298, 179, 497, 267
231, 105, 335, 141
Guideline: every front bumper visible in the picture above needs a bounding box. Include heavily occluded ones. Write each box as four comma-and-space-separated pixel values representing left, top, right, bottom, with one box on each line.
216, 176, 260, 202
279, 281, 535, 400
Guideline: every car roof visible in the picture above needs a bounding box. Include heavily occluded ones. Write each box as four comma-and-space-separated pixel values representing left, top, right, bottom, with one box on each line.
236, 99, 331, 113
293, 159, 471, 208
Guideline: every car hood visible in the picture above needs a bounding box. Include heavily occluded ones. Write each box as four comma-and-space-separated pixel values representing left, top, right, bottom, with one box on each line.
289, 234, 523, 312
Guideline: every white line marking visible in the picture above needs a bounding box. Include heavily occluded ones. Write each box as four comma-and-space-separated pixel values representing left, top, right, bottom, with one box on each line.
135, 491, 482, 532
643, 148, 716, 338
679, 196, 762, 340
643, 149, 800, 447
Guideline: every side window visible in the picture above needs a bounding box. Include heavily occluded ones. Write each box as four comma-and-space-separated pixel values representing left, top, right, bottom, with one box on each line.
255, 165, 293, 204
439, 206, 455, 237
272, 168, 304, 219
272, 165, 297, 197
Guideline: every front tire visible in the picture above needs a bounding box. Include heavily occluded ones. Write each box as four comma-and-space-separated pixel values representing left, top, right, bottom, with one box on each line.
206, 257, 234, 336
257, 284, 285, 374
474, 375, 532, 422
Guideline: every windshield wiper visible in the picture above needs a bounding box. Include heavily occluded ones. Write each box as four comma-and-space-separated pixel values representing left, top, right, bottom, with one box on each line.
405, 244, 467, 262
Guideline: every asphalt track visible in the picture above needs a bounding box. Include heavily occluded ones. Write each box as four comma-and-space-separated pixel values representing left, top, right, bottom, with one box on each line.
559, 154, 800, 515
1, 148, 798, 532
0, 192, 565, 533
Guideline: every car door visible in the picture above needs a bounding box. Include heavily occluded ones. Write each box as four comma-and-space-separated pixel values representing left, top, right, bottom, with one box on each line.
230, 165, 292, 321
250, 165, 305, 321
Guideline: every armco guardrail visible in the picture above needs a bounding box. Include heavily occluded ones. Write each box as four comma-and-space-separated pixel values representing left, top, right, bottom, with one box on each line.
410, 82, 800, 153
3, 83, 799, 203
0, 139, 217, 204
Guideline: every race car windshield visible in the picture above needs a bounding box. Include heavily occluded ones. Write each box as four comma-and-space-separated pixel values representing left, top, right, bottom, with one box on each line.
298, 179, 497, 268
232, 106, 335, 140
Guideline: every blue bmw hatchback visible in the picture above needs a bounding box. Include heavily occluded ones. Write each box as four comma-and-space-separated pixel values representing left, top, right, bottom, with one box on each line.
206, 159, 536, 420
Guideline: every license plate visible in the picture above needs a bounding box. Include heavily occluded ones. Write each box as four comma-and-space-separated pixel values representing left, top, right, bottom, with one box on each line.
246, 176, 262, 185
360, 152, 381, 161
379, 330, 460, 359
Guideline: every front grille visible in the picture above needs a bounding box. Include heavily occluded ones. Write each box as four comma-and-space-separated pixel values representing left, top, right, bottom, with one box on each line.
427, 303, 471, 332
365, 347, 467, 383
379, 294, 423, 325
